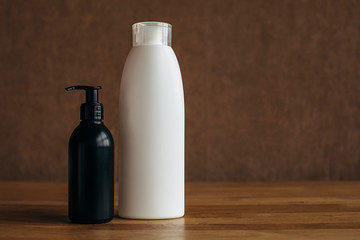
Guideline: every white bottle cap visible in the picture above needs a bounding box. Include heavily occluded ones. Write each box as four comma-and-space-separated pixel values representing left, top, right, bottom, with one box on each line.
132, 22, 172, 46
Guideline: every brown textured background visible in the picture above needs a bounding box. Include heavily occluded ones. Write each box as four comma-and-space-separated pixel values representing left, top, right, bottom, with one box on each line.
0, 0, 359, 181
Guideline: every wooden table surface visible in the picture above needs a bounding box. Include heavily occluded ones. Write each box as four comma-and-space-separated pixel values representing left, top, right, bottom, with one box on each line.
0, 182, 360, 239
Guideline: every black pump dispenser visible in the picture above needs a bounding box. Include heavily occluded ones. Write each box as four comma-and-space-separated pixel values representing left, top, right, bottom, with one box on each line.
65, 86, 103, 120
65, 85, 114, 224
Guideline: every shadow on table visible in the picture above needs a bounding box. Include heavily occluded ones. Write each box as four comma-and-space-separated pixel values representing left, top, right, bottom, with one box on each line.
0, 206, 69, 224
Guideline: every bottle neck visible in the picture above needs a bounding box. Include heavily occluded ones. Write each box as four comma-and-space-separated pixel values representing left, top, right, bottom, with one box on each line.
81, 120, 103, 125
80, 102, 103, 121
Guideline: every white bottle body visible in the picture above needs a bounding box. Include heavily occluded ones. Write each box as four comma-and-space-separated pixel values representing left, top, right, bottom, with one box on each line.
119, 44, 184, 219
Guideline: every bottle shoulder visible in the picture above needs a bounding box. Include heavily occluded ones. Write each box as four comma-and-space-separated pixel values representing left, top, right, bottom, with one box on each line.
69, 121, 114, 147
126, 46, 177, 63
122, 46, 181, 79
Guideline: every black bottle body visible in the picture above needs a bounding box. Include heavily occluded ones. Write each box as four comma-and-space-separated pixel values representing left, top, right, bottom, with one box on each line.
68, 120, 114, 223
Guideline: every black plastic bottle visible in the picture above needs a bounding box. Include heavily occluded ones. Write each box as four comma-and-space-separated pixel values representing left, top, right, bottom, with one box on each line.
66, 86, 114, 224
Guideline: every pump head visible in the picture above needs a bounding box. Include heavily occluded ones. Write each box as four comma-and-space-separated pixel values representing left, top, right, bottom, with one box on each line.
66, 86, 103, 121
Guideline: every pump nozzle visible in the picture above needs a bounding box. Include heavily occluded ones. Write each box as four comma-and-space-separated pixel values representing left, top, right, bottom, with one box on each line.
66, 86, 101, 102
66, 85, 103, 121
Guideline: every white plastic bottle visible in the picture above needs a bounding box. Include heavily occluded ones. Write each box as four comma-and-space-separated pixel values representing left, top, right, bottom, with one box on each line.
119, 22, 184, 219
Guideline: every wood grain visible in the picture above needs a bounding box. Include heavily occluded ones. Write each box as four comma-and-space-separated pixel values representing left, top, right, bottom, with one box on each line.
0, 182, 360, 239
